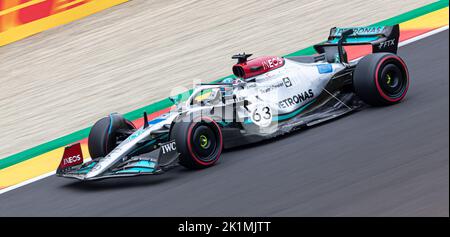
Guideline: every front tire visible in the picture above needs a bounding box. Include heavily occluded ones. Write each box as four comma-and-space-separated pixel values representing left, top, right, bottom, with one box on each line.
88, 113, 135, 158
170, 116, 223, 169
353, 53, 409, 106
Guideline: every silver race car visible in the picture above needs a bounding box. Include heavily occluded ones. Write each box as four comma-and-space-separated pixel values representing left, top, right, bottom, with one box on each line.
57, 25, 409, 180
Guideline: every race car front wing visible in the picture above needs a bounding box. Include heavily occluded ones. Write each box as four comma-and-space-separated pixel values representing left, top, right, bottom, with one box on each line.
56, 140, 179, 181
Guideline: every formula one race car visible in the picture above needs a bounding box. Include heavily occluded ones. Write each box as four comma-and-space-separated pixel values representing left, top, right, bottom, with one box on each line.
57, 24, 409, 181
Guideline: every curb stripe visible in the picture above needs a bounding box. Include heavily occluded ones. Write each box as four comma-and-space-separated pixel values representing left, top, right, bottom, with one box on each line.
0, 0, 130, 46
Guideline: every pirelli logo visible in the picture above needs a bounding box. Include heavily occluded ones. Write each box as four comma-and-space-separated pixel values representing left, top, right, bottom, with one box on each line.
0, 0, 128, 46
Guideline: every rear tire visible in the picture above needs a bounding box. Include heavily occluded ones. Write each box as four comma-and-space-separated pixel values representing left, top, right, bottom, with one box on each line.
88, 113, 135, 158
353, 53, 409, 106
170, 116, 223, 169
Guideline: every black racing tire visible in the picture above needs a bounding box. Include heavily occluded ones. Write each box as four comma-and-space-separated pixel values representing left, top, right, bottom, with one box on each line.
88, 113, 135, 158
170, 116, 223, 169
353, 53, 409, 106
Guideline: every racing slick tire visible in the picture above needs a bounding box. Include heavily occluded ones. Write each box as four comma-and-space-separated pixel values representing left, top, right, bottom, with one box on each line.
353, 53, 409, 106
170, 116, 223, 169
88, 113, 135, 158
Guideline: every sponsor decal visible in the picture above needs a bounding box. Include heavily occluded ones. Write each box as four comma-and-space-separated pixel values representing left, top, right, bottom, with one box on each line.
378, 38, 396, 49
259, 81, 284, 93
63, 155, 81, 166
334, 26, 385, 36
261, 57, 283, 70
282, 77, 292, 87
259, 77, 292, 94
278, 90, 314, 109
58, 143, 83, 170
245, 82, 257, 88
161, 141, 176, 154
317, 64, 333, 74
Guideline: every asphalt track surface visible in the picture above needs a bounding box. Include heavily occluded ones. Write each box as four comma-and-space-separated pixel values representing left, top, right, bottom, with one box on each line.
0, 30, 448, 216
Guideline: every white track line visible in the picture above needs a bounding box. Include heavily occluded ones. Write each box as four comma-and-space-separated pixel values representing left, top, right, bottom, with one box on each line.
0, 25, 448, 196
0, 171, 55, 195
399, 25, 449, 47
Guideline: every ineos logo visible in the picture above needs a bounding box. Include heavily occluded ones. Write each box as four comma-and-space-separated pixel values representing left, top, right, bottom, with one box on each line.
63, 155, 81, 165
161, 141, 176, 154
262, 57, 283, 70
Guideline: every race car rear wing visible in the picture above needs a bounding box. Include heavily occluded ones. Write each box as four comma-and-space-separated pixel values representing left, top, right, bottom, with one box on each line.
314, 25, 400, 63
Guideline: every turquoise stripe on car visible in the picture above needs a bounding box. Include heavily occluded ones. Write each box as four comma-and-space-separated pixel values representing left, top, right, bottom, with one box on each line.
329, 36, 380, 44
133, 160, 156, 169
115, 167, 154, 173
274, 99, 316, 121
75, 162, 97, 174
